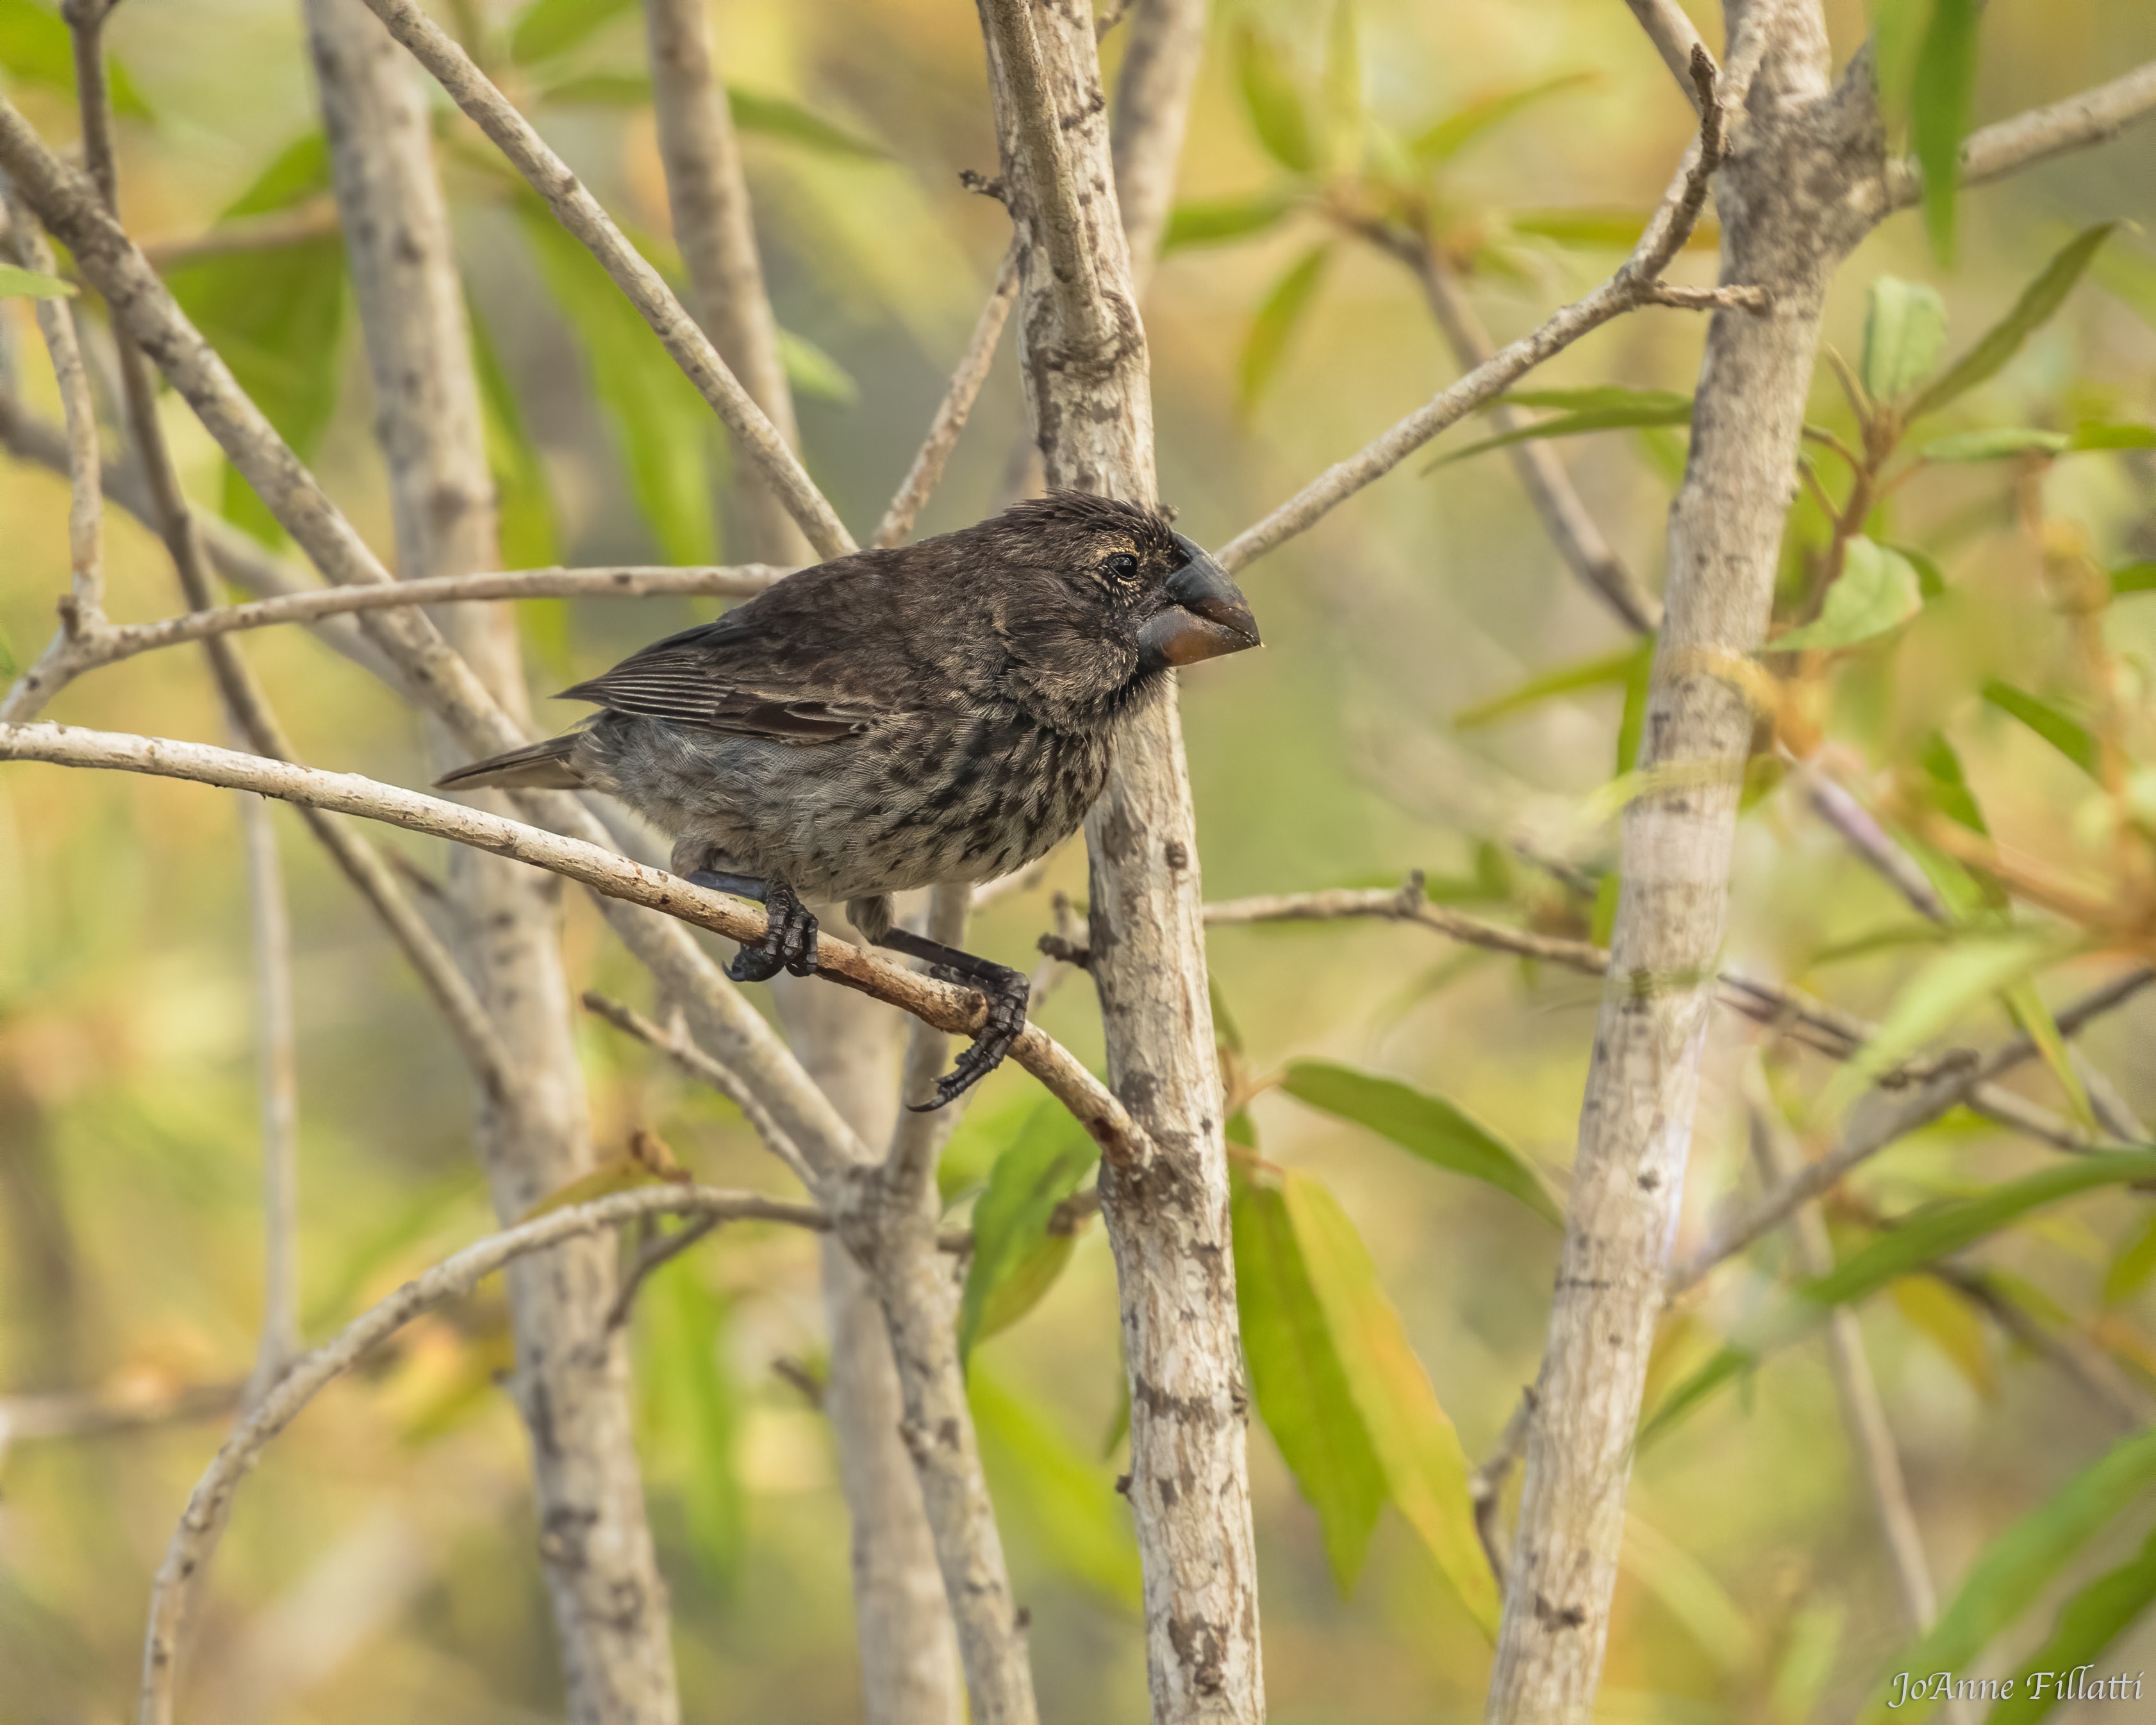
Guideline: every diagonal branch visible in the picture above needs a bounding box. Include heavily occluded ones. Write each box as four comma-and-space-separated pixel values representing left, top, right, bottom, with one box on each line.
1620, 0, 1713, 111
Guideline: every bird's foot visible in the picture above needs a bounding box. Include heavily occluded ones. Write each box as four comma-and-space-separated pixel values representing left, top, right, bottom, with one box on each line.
909, 960, 1030, 1112
711, 879, 818, 981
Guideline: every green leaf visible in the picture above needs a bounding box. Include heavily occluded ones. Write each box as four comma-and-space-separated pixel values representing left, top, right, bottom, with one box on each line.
1918, 730, 1988, 834
1616, 632, 1654, 774
0, 263, 73, 299
970, 1365, 1141, 1608
1919, 427, 2069, 462
1998, 975, 2096, 1131
1282, 1060, 1558, 1226
1503, 385, 1693, 415
168, 133, 344, 548
1239, 244, 1330, 412
1862, 276, 1950, 403
1322, 0, 1361, 168
958, 1099, 1099, 1362
1505, 206, 1718, 253
533, 71, 651, 105
1890, 540, 1949, 599
1859, 1425, 2156, 1723
1871, 0, 1930, 134
1771, 537, 1923, 652
0, 619, 17, 678
2102, 1210, 2156, 1306
468, 297, 560, 574
1823, 932, 2053, 1110
1234, 24, 1319, 173
1982, 679, 2102, 779
1989, 1527, 2156, 1725
1425, 388, 1694, 469
1410, 72, 1597, 165
1284, 1172, 1500, 1634
1233, 1174, 1387, 1593
1909, 224, 2118, 418
510, 0, 635, 64
2068, 421, 2156, 451
1160, 188, 1297, 253
517, 192, 715, 564
775, 327, 858, 404
727, 87, 891, 160
0, 0, 151, 117
2113, 561, 2156, 597
1454, 642, 1650, 731
1909, 0, 1982, 263
638, 1257, 745, 1592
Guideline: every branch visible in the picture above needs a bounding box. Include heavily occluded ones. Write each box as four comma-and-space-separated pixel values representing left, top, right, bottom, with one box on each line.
1620, 0, 1713, 112
236, 788, 302, 1401
349, 0, 854, 560
873, 245, 1021, 548
135, 1183, 827, 1725
1668, 964, 2156, 1292
1217, 47, 1752, 574
1878, 60, 2156, 213
0, 724, 1156, 1172
1932, 1263, 2156, 1429
1108, 0, 1209, 288
0, 1380, 240, 1452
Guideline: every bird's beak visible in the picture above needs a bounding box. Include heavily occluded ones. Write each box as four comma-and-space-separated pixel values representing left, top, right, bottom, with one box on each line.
1138, 536, 1262, 672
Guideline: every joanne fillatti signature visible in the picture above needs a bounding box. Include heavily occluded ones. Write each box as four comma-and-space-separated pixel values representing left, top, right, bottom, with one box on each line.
1885, 1667, 2145, 1708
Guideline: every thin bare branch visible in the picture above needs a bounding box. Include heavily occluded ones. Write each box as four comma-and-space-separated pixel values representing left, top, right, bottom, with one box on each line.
1878, 60, 2156, 213
349, 0, 854, 560
1109, 0, 1209, 288
874, 246, 1021, 548
237, 788, 302, 1401
0, 1381, 240, 1449
1621, 0, 1713, 111
887, 881, 976, 1183
1933, 1263, 2156, 1428
135, 1183, 827, 1725
0, 724, 1157, 1172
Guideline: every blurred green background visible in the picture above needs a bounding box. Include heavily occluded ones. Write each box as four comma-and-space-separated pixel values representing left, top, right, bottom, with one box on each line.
3, 0, 2155, 1719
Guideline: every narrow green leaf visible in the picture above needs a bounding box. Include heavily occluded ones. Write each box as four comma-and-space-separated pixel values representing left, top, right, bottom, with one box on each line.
1862, 276, 1950, 403
1410, 72, 1597, 165
1233, 1175, 1387, 1593
1910, 0, 1982, 262
637, 1258, 745, 1592
1909, 225, 2119, 419
0, 0, 151, 117
727, 87, 891, 160
1998, 976, 2095, 1131
2102, 1210, 2156, 1306
1919, 730, 1989, 834
971, 1366, 1141, 1607
1860, 1425, 2156, 1724
510, 0, 635, 64
1234, 25, 1319, 173
2112, 561, 2156, 597
0, 263, 73, 299
776, 327, 859, 404
2068, 422, 2156, 451
1282, 1060, 1558, 1226
468, 297, 561, 573
1890, 541, 1950, 599
1989, 1528, 2156, 1725
1425, 391, 1694, 470
1160, 188, 1297, 253
1505, 207, 1718, 252
0, 619, 17, 678
1322, 0, 1362, 168
1981, 679, 2102, 779
1823, 933, 2053, 1110
1454, 642, 1649, 731
1771, 537, 1924, 652
1616, 633, 1654, 774
1502, 385, 1693, 415
533, 71, 651, 105
517, 193, 715, 564
1238, 244, 1330, 412
1920, 427, 2069, 462
1284, 1172, 1500, 1634
958, 1099, 1099, 1362
1871, 0, 1932, 134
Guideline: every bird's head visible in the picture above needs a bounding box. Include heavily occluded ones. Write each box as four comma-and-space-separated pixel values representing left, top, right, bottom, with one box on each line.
993, 490, 1261, 679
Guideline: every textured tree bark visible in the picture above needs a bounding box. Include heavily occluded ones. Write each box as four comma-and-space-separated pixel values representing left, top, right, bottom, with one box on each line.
976, 4, 1263, 1721
304, 5, 679, 1719
1486, 6, 1872, 1721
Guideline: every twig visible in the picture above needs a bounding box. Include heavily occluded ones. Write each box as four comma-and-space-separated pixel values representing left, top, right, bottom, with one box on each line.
349, 0, 854, 560
873, 246, 1022, 548
0, 724, 1157, 1173
0, 1380, 241, 1452
237, 788, 302, 1403
134, 1183, 827, 1725
1668, 965, 2156, 1291
1621, 0, 1714, 112
1469, 1388, 1536, 1588
1107, 0, 1209, 288
1932, 1263, 2155, 1429
1215, 44, 1755, 574
605, 1214, 720, 1331
1791, 756, 1951, 922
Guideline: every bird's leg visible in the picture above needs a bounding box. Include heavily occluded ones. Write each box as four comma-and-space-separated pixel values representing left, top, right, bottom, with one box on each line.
874, 926, 1031, 1110
686, 872, 819, 981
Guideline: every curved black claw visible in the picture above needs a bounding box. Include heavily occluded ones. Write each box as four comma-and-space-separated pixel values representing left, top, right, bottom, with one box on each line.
721, 879, 818, 982
909, 962, 1031, 1112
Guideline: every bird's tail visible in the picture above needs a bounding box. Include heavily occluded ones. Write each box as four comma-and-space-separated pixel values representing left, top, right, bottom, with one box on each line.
435, 734, 587, 792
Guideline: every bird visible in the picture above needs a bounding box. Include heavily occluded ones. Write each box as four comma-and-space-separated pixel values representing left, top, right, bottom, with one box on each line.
436, 490, 1261, 1108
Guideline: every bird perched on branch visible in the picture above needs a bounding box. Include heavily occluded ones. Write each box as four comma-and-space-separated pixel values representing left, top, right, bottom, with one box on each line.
438, 490, 1261, 1107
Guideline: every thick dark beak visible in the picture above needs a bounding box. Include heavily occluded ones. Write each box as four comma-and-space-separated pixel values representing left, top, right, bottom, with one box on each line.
1137, 535, 1262, 672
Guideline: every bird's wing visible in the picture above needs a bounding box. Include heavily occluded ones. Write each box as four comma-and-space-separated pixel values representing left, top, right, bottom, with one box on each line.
560, 592, 913, 742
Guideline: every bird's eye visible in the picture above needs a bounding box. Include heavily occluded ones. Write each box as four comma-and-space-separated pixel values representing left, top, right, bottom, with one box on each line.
1104, 553, 1139, 585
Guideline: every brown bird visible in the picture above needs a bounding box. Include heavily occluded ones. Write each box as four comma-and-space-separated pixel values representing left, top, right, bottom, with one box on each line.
438, 491, 1261, 1106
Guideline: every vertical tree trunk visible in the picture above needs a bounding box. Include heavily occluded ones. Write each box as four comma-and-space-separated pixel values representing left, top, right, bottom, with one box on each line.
642, 4, 963, 1717
976, 4, 1263, 1720
1486, 8, 1871, 1722
305, 6, 679, 1719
